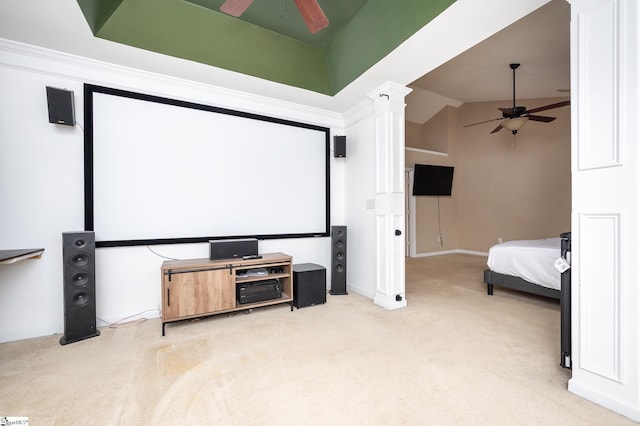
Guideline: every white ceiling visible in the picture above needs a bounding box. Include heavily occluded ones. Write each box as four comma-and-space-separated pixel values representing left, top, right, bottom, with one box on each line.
406, 0, 570, 123
0, 0, 563, 115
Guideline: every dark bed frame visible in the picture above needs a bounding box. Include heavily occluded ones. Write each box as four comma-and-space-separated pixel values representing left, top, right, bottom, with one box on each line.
484, 269, 561, 299
483, 232, 572, 369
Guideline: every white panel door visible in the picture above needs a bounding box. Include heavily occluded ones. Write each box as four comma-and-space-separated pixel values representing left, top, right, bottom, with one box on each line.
568, 0, 640, 421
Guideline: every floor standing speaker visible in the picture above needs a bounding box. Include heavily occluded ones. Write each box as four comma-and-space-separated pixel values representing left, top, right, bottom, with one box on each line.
330, 226, 348, 295
60, 231, 100, 345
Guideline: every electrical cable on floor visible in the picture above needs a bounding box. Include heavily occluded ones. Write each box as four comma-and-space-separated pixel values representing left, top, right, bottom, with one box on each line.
98, 308, 160, 329
437, 196, 444, 246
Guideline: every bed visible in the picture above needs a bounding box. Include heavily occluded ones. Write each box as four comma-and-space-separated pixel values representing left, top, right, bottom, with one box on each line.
483, 237, 564, 300
484, 233, 572, 368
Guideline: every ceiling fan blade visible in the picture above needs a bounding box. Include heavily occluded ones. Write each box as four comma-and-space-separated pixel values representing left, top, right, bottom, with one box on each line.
526, 115, 557, 123
294, 0, 329, 34
463, 117, 504, 128
525, 100, 570, 115
490, 124, 504, 134
220, 0, 253, 17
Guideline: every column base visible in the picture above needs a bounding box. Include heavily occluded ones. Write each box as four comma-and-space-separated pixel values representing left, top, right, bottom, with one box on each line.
374, 293, 407, 310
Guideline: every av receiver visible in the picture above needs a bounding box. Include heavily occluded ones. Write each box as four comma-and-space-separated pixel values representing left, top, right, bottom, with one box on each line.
237, 279, 281, 305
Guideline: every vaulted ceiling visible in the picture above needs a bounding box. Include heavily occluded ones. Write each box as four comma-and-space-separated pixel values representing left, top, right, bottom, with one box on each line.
405, 0, 570, 124
75, 0, 456, 95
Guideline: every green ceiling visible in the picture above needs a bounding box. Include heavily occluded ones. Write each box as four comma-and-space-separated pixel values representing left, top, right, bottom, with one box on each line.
76, 0, 456, 95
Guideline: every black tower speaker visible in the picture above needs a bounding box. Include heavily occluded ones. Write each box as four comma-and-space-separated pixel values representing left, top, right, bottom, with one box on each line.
60, 231, 100, 345
46, 86, 75, 126
334, 135, 346, 158
330, 226, 348, 295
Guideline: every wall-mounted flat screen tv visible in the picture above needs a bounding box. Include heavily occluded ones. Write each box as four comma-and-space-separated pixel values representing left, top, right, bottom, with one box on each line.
412, 164, 454, 196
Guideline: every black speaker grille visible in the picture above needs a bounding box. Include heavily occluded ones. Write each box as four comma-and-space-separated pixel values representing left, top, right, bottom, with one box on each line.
330, 226, 348, 295
334, 135, 346, 158
46, 86, 75, 126
61, 231, 99, 345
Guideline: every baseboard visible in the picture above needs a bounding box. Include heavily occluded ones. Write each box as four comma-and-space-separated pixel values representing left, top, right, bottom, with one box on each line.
97, 308, 161, 328
343, 284, 374, 300
413, 249, 488, 258
374, 293, 407, 310
0, 324, 61, 344
568, 378, 640, 422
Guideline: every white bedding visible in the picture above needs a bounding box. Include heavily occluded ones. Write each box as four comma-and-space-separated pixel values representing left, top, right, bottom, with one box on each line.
487, 238, 561, 290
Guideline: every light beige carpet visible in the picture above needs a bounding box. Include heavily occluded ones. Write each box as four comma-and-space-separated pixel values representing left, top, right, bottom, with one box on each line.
0, 254, 635, 425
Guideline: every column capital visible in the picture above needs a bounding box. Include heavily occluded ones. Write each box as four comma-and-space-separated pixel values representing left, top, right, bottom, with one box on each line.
367, 82, 412, 110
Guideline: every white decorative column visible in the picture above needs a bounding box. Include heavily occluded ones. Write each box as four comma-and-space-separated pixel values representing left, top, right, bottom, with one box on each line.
367, 82, 412, 310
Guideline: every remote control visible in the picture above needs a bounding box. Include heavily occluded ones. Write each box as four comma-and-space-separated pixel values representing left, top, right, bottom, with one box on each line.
242, 255, 262, 260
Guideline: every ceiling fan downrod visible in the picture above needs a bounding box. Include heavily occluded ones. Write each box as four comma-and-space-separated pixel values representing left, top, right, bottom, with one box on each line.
510, 63, 520, 113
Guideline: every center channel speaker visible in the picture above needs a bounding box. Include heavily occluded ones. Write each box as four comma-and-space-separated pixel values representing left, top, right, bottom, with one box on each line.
60, 231, 100, 345
330, 225, 348, 295
209, 238, 258, 260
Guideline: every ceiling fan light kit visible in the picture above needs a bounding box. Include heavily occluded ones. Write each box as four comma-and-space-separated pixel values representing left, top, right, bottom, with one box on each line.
501, 116, 529, 134
464, 63, 570, 135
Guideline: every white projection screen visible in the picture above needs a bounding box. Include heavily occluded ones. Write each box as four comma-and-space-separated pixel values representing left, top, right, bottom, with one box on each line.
84, 84, 330, 247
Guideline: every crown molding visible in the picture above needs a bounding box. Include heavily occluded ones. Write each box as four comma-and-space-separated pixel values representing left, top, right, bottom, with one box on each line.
0, 38, 345, 130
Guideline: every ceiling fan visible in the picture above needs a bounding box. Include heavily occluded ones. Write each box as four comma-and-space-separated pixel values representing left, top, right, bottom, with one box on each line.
220, 0, 329, 34
464, 63, 570, 135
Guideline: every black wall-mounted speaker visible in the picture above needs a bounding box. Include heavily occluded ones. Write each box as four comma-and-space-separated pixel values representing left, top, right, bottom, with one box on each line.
330, 226, 348, 295
334, 135, 346, 158
60, 231, 100, 345
46, 86, 75, 126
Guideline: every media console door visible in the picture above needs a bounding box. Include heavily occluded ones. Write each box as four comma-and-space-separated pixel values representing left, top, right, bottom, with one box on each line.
162, 266, 235, 320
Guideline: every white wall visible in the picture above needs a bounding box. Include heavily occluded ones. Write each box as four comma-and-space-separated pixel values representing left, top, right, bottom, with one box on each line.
0, 41, 348, 342
342, 104, 377, 299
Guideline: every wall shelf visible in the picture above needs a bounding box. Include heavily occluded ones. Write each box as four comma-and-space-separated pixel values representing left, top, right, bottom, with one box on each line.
0, 249, 44, 265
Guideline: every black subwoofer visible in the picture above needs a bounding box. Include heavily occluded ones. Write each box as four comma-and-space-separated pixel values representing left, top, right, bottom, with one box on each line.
330, 226, 348, 295
60, 231, 100, 345
293, 263, 327, 308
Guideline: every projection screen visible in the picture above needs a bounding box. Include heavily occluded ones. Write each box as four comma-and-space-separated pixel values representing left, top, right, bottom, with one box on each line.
84, 84, 330, 247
